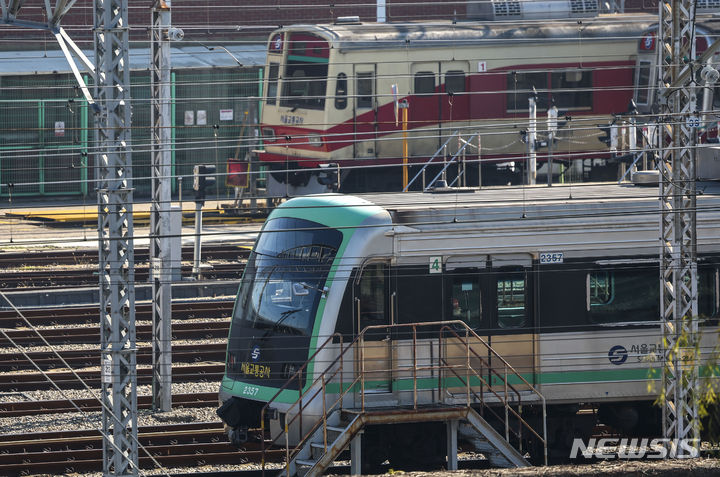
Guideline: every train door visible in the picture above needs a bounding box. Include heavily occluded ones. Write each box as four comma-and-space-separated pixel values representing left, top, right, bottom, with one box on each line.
354, 260, 394, 393
443, 257, 491, 396
353, 63, 377, 158
410, 62, 441, 158
487, 254, 536, 389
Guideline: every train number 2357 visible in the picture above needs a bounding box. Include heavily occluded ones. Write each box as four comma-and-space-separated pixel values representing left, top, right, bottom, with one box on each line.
242, 385, 260, 397
539, 252, 564, 264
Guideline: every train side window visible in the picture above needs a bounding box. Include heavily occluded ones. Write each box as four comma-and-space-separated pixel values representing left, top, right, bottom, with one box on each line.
357, 72, 373, 109
414, 71, 435, 94
587, 268, 659, 322
445, 70, 465, 94
635, 61, 652, 105
551, 70, 592, 110
266, 63, 279, 105
496, 272, 526, 328
335, 73, 347, 110
698, 267, 719, 319
507, 71, 547, 111
588, 271, 612, 305
449, 276, 482, 329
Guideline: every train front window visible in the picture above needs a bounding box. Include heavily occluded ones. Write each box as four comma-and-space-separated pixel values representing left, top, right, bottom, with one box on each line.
280, 33, 329, 111
234, 217, 342, 336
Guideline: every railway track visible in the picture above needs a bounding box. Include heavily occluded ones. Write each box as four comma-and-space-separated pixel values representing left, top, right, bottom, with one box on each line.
0, 363, 225, 392
0, 342, 227, 372
0, 392, 219, 418
0, 422, 284, 477
0, 262, 246, 288
0, 244, 252, 268
1, 320, 229, 347
0, 300, 233, 328
0, 244, 250, 288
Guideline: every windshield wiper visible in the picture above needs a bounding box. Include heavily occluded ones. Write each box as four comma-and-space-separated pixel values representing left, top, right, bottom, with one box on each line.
261, 308, 303, 338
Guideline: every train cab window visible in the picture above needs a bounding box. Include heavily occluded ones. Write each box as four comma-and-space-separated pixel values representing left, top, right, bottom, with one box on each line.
357, 72, 373, 109
587, 268, 659, 322
266, 63, 279, 106
445, 70, 466, 94
496, 272, 526, 329
635, 61, 652, 105
449, 276, 482, 329
414, 71, 436, 95
507, 71, 548, 111
280, 63, 327, 110
551, 70, 592, 110
335, 73, 348, 110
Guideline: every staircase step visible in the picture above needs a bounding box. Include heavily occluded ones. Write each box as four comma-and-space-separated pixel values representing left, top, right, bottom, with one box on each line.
326, 425, 346, 433
296, 458, 317, 467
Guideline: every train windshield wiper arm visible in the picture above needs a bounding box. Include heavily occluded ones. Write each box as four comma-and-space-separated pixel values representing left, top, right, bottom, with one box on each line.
262, 308, 303, 337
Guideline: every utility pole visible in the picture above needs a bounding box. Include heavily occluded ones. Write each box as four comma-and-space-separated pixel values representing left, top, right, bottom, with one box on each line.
657, 0, 699, 456
527, 92, 537, 185
150, 0, 175, 413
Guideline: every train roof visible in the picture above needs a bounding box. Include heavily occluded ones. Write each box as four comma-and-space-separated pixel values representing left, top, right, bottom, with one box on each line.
278, 14, 657, 50
350, 181, 720, 228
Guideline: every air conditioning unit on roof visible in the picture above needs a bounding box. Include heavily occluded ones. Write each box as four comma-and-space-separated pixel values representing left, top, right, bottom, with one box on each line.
469, 0, 599, 21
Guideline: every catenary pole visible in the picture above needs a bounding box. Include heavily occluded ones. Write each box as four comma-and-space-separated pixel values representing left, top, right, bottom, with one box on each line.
94, 0, 139, 474
150, 0, 173, 413
658, 0, 700, 456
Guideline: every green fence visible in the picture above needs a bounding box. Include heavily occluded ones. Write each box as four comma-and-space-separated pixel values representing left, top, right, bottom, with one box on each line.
0, 67, 262, 198
0, 75, 89, 196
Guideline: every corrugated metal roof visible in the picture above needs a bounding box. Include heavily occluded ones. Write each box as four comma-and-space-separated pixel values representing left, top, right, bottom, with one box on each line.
0, 44, 267, 75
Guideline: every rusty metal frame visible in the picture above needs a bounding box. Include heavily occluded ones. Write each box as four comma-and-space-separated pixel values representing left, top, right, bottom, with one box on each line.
259, 320, 548, 473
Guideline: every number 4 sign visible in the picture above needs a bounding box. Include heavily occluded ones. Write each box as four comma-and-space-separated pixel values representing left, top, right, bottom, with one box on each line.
429, 256, 442, 274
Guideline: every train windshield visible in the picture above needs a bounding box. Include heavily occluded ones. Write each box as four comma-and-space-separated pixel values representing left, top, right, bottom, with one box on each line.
234, 217, 342, 336
280, 33, 329, 110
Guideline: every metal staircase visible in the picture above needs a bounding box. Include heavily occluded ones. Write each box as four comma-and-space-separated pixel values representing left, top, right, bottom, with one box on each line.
260, 321, 547, 477
403, 131, 480, 191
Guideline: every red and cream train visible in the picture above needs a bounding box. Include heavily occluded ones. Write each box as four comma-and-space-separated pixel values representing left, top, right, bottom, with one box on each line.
255, 6, 720, 194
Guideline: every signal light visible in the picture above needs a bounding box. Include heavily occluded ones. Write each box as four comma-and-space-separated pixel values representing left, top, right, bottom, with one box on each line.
193, 164, 216, 203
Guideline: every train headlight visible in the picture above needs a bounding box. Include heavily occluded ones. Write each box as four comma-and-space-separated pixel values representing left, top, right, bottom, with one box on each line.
262, 128, 276, 142
308, 135, 323, 147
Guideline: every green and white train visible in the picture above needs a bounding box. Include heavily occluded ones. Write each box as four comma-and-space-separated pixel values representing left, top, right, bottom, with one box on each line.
218, 181, 720, 463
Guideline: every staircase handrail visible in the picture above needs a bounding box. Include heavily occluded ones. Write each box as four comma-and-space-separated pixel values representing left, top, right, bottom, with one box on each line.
439, 324, 547, 457
403, 130, 460, 191
260, 320, 548, 474
424, 133, 478, 191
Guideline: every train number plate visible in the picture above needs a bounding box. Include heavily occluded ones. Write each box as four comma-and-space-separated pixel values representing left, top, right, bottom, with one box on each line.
539, 252, 564, 264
